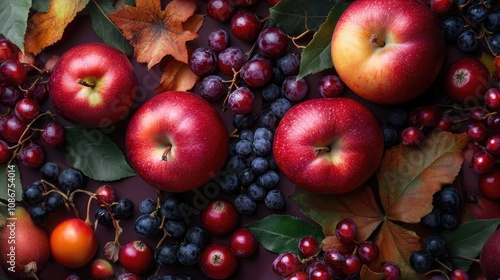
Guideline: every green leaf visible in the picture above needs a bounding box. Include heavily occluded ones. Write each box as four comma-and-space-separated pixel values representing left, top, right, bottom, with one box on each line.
32, 0, 50, 12
0, 163, 23, 202
442, 219, 500, 271
246, 214, 324, 254
297, 2, 350, 79
62, 126, 136, 181
0, 0, 31, 52
270, 0, 335, 36
124, 0, 135, 6
87, 0, 133, 56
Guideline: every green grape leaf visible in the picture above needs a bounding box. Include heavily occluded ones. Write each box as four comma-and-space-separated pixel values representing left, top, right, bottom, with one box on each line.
62, 126, 136, 181
442, 219, 500, 271
87, 0, 133, 56
124, 0, 135, 6
0, 163, 23, 203
246, 214, 324, 254
270, 0, 335, 36
297, 2, 350, 79
32, 0, 51, 12
0, 0, 31, 52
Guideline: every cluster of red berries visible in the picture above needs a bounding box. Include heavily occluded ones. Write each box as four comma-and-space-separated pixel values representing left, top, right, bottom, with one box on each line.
0, 37, 65, 168
272, 218, 401, 280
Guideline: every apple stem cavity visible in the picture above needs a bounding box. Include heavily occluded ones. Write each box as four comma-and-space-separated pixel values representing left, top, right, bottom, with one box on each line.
78, 79, 96, 89
162, 145, 172, 161
314, 146, 331, 156
369, 34, 385, 48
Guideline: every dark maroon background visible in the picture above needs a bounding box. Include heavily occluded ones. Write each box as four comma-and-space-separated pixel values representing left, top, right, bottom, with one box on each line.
0, 1, 484, 280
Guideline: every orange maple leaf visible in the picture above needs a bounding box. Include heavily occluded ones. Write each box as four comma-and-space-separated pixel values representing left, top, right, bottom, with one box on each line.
25, 0, 90, 54
109, 0, 199, 69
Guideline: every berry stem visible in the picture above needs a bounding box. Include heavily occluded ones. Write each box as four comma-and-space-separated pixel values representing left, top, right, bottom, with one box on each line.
450, 255, 480, 264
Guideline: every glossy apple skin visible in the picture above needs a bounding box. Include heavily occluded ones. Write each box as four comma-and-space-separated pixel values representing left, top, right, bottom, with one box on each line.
48, 43, 137, 127
125, 91, 229, 192
273, 98, 384, 194
331, 0, 445, 104
443, 57, 490, 105
481, 229, 500, 280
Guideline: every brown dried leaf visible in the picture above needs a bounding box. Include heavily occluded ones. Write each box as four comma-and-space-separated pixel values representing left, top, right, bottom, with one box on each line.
109, 0, 199, 68
24, 0, 90, 54
359, 264, 386, 280
103, 241, 121, 263
156, 58, 199, 93
377, 132, 468, 223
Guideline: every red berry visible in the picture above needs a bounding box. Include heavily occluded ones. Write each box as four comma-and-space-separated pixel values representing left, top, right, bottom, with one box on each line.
467, 122, 487, 142
486, 135, 500, 155
430, 0, 453, 13
401, 126, 424, 146
40, 122, 66, 148
285, 271, 308, 280
469, 107, 487, 122
199, 243, 238, 279
0, 39, 17, 62
217, 47, 246, 75
335, 218, 357, 244
298, 235, 319, 258
200, 199, 239, 235
118, 240, 155, 275
0, 59, 27, 86
90, 259, 114, 280
240, 58, 273, 88
283, 76, 308, 101
230, 11, 261, 41
257, 27, 289, 58
18, 142, 46, 169
449, 267, 469, 280
228, 87, 255, 114
15, 98, 40, 123
233, 0, 259, 6
0, 115, 27, 143
309, 268, 333, 280
485, 88, 500, 110
0, 86, 23, 107
380, 262, 401, 280
488, 114, 500, 134
324, 247, 345, 269
208, 29, 229, 52
94, 184, 117, 206
357, 240, 379, 263
117, 273, 141, 280
207, 0, 235, 22
342, 254, 361, 275
230, 228, 257, 258
436, 115, 454, 132
0, 140, 11, 163
472, 150, 495, 174
479, 169, 500, 200
319, 74, 345, 98
272, 252, 302, 277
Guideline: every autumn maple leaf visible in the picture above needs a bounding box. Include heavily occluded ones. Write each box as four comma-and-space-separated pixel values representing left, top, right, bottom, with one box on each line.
109, 0, 199, 69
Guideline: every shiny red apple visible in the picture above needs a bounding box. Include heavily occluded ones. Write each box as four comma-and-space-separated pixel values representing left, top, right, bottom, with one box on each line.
48, 43, 137, 127
125, 91, 229, 192
273, 98, 384, 194
331, 0, 445, 104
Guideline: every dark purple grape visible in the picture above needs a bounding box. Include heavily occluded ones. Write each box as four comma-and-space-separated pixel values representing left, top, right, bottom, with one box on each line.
486, 11, 500, 32
208, 29, 229, 52
487, 34, 500, 55
257, 27, 289, 58
189, 48, 217, 76
277, 52, 300, 76
199, 75, 225, 102
217, 47, 246, 75
282, 76, 308, 101
442, 16, 465, 42
465, 4, 488, 25
457, 29, 478, 52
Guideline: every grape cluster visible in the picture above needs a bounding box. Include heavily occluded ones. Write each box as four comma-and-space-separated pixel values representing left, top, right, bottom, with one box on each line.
436, 0, 500, 54
421, 186, 462, 230
410, 234, 469, 279
0, 37, 65, 168
22, 161, 89, 224
147, 274, 191, 280
134, 196, 210, 268
272, 218, 401, 280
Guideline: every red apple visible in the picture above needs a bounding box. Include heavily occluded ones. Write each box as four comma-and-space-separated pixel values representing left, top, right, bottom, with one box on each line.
466, 195, 500, 220
273, 98, 384, 194
443, 57, 491, 105
48, 43, 137, 127
125, 91, 229, 192
331, 0, 445, 104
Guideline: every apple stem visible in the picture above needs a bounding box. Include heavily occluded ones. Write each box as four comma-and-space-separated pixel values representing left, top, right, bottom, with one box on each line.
162, 145, 172, 161
370, 34, 385, 47
314, 146, 331, 156
78, 79, 96, 89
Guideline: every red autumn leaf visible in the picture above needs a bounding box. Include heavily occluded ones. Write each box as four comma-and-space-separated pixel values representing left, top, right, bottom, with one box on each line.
292, 185, 383, 242
377, 131, 468, 224
24, 0, 90, 54
109, 0, 199, 69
